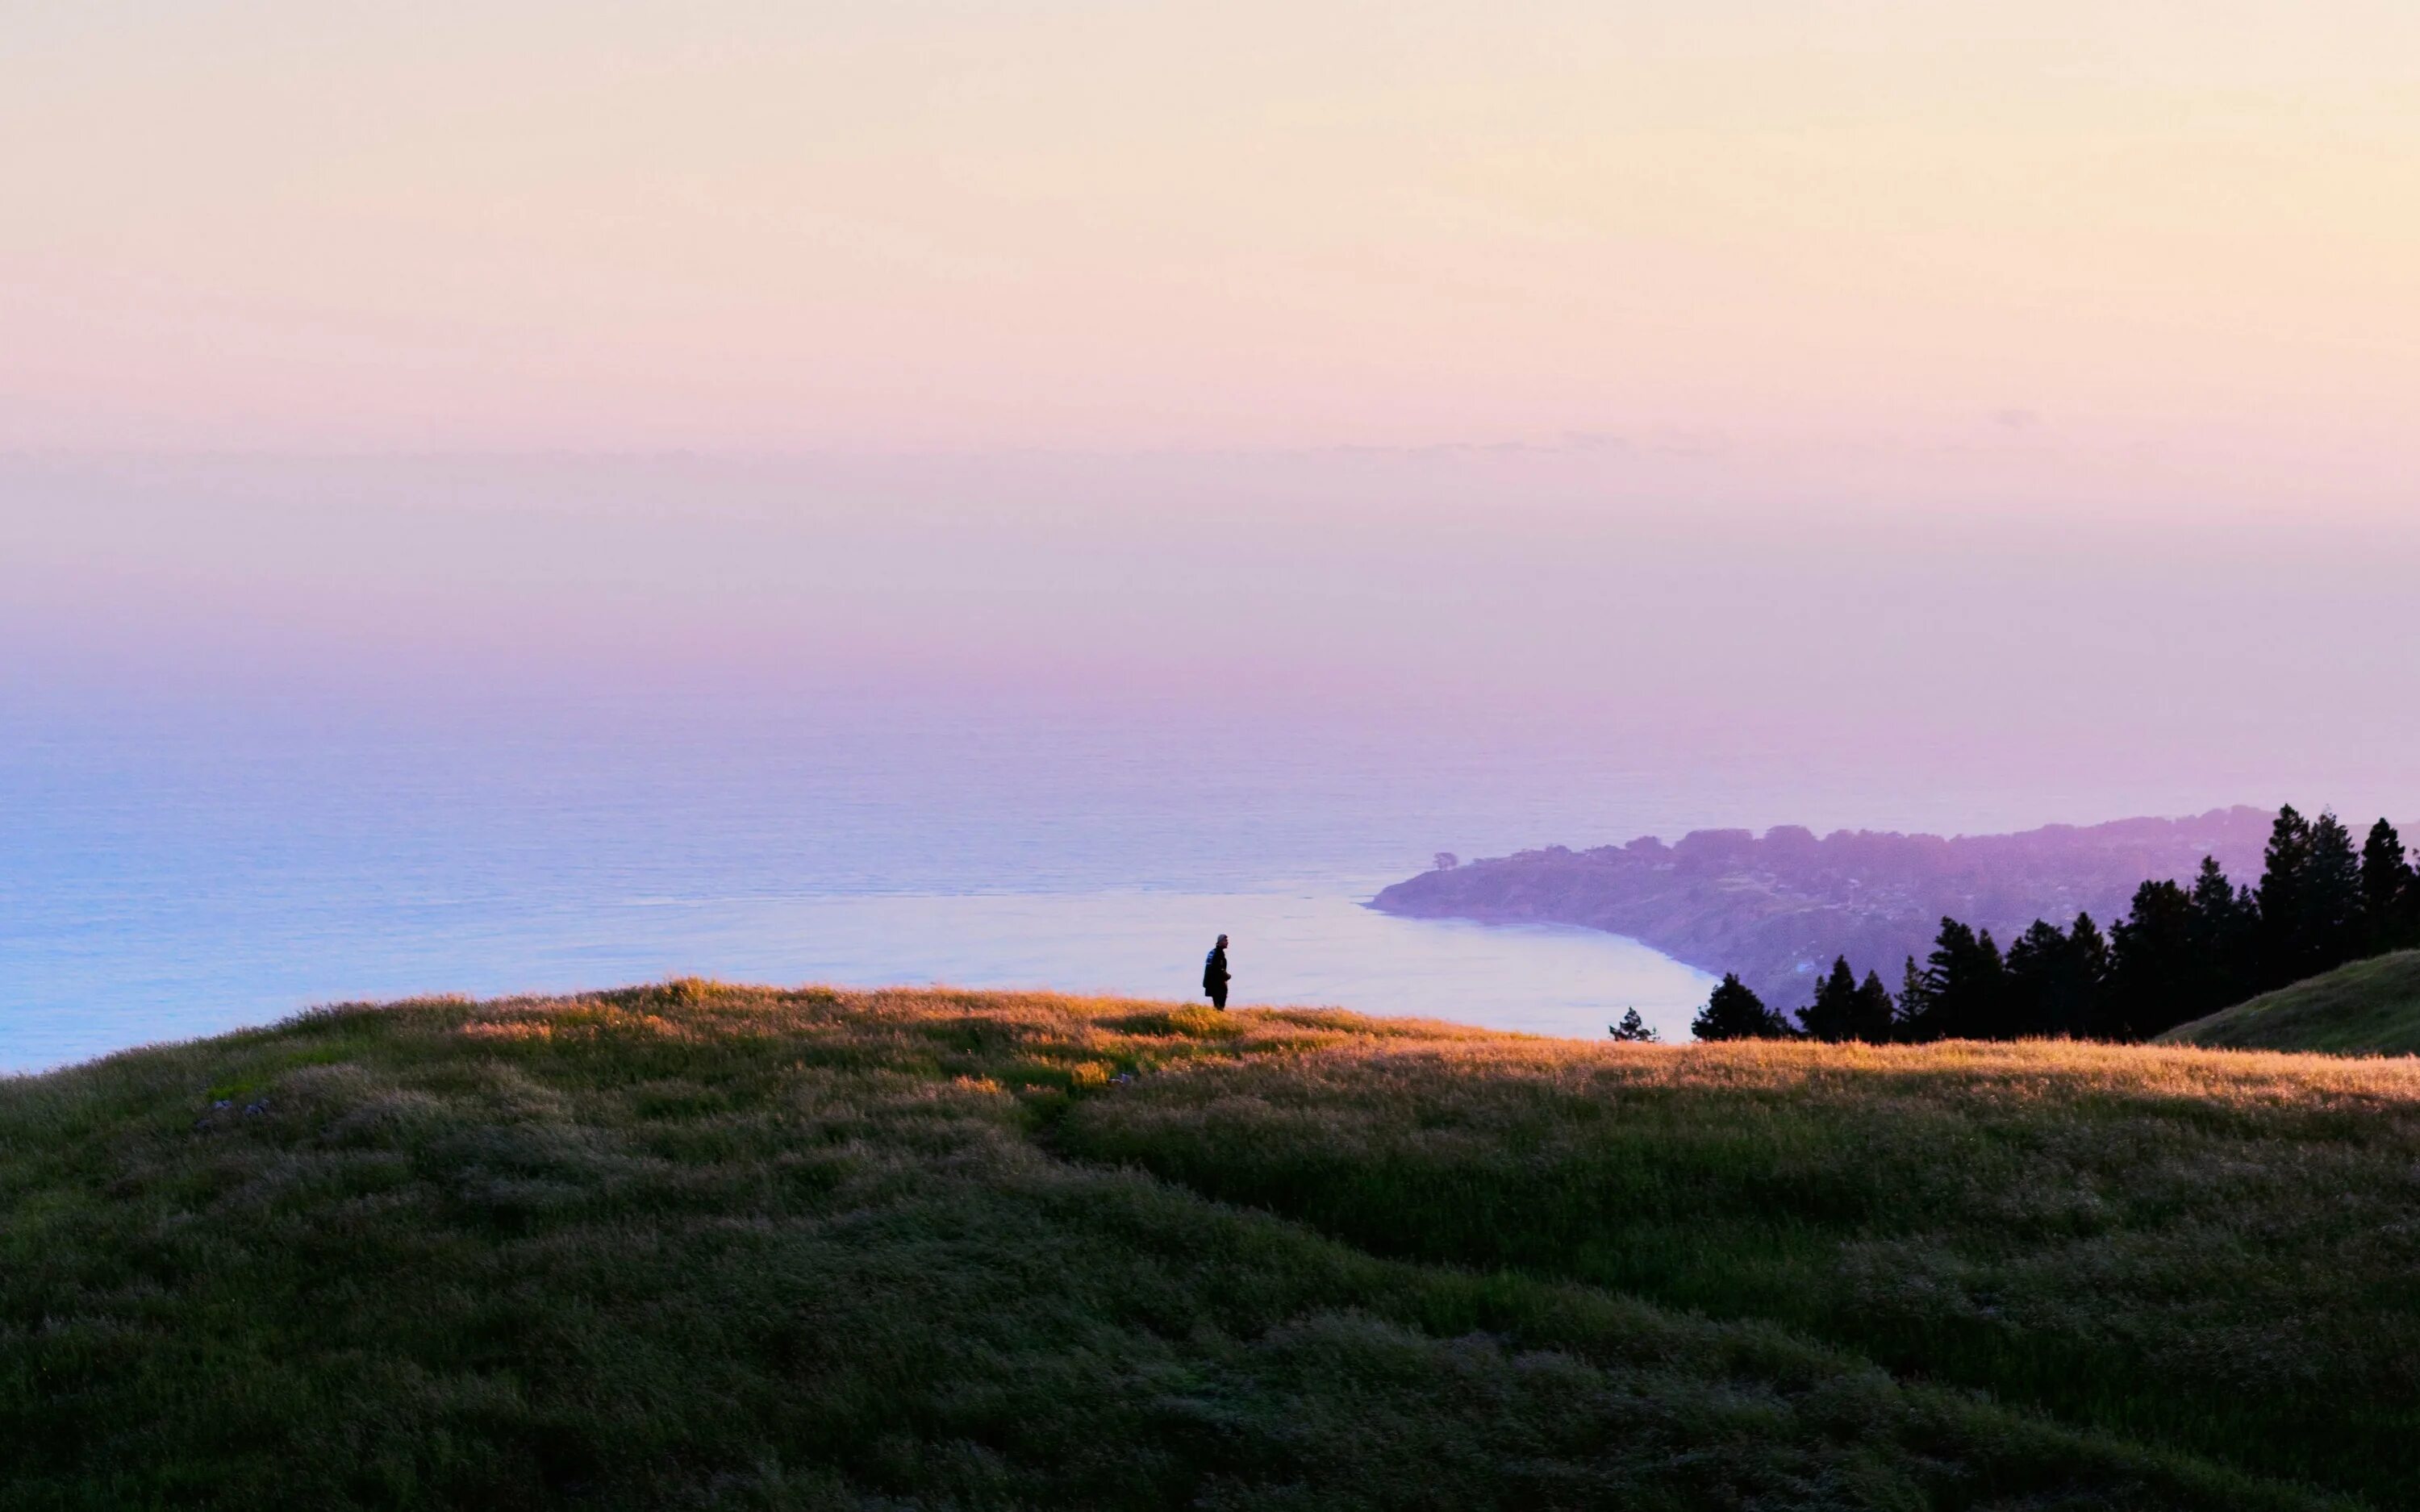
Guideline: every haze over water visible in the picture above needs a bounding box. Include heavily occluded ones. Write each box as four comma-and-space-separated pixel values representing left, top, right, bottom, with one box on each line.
11, 454, 2420, 1071
5, 700, 1731, 1070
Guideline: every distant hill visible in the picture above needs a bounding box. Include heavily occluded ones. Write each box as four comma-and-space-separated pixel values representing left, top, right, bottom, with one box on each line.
1371, 807, 2280, 1008
2158, 950, 2420, 1055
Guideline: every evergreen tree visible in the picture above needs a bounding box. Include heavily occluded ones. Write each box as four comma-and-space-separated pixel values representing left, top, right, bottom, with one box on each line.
2001, 918, 2069, 1037
1692, 973, 1792, 1041
2000, 914, 2109, 1039
2305, 810, 2365, 973
2256, 805, 2316, 989
1608, 1007, 1659, 1042
1798, 957, 1863, 1043
2109, 878, 2197, 1039
1896, 955, 1928, 1040
1909, 918, 2009, 1039
2072, 910, 2110, 1002
2186, 856, 2256, 1015
1972, 928, 2009, 1035
2069, 912, 2113, 1031
2361, 818, 2417, 953
1851, 968, 1897, 1042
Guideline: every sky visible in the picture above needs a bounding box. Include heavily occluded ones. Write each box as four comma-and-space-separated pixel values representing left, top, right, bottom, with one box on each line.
10, 448, 2420, 839
4, 1, 2419, 487
8, 4, 2420, 839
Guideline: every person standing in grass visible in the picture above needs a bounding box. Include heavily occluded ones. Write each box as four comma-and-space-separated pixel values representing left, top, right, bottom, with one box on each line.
1204, 935, 1231, 1010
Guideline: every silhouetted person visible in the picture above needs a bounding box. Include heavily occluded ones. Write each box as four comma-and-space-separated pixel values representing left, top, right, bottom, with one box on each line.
1203, 935, 1230, 1010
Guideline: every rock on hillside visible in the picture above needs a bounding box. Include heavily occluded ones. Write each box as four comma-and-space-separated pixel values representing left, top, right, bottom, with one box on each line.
1372, 807, 2279, 1010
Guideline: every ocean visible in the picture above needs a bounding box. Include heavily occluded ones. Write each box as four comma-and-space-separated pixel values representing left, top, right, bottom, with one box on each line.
1, 694, 1729, 1073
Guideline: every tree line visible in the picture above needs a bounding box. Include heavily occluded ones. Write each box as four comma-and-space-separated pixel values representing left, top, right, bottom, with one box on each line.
1693, 805, 2420, 1043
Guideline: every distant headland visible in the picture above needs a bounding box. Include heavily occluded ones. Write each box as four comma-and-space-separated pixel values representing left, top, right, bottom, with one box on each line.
1372, 807, 2280, 1007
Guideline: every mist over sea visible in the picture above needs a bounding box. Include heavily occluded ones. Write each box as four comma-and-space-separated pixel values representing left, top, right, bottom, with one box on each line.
6, 694, 1746, 1072
10, 455, 2420, 1072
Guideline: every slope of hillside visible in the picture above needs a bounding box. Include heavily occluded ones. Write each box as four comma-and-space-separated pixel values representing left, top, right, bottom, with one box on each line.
6, 983, 2414, 1508
2157, 950, 2420, 1054
1372, 807, 2279, 1006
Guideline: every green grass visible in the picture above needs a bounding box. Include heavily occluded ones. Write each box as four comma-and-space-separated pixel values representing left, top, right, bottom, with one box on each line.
0, 985, 2402, 1509
2157, 950, 2420, 1054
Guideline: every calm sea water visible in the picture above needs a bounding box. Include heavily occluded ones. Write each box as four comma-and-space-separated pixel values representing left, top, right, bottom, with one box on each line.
2, 696, 1729, 1073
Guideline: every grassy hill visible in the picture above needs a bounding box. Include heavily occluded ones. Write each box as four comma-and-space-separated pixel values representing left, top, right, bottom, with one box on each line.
2158, 950, 2420, 1054
7, 985, 2419, 1509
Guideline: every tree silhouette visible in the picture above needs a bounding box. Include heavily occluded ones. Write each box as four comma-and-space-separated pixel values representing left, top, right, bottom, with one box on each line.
2257, 806, 2317, 988
1798, 957, 1863, 1042
1608, 1007, 1659, 1042
1905, 918, 2008, 1040
2361, 819, 2416, 953
2109, 879, 2197, 1039
2003, 918, 2067, 1036
1800, 957, 1899, 1043
1851, 968, 1897, 1042
2187, 856, 2256, 1014
1692, 973, 1793, 1041
1703, 803, 2416, 1045
2068, 914, 2113, 1031
1896, 956, 1928, 1039
2005, 914, 2109, 1038
2306, 811, 2365, 973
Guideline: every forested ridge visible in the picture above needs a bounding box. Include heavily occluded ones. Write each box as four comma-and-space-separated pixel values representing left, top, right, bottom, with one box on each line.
1696, 805, 2420, 1043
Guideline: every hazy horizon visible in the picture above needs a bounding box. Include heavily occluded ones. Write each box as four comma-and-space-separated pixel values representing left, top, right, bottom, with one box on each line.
10, 6, 2420, 1064
12, 448, 2420, 836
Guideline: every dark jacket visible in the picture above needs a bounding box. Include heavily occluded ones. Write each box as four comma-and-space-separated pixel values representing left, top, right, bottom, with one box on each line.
1203, 947, 1229, 995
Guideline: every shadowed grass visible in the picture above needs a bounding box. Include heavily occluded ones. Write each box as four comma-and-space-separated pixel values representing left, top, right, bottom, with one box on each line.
1062, 1035, 2420, 1505
2159, 950, 2420, 1054
0, 985, 2380, 1509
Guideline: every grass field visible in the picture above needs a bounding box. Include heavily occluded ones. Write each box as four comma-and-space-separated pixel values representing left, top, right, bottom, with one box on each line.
2159, 950, 2420, 1055
3, 984, 2412, 1509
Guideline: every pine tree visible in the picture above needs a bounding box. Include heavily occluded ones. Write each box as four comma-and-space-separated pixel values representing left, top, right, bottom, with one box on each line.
1850, 969, 1897, 1042
2256, 805, 2316, 989
2005, 913, 2109, 1039
1973, 928, 2009, 1036
2361, 818, 2416, 953
1692, 973, 1792, 1041
1917, 918, 1982, 1039
1798, 956, 1863, 1043
2002, 918, 2069, 1037
2109, 878, 2196, 1039
2023, 910, 2101, 1035
1912, 918, 2009, 1039
1608, 1007, 1659, 1042
1896, 955, 1928, 1040
2186, 856, 2255, 1015
2306, 810, 2364, 974
2069, 911, 2113, 1031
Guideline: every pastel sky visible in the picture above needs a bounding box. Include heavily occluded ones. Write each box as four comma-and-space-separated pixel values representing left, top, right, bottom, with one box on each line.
6, 2, 2419, 483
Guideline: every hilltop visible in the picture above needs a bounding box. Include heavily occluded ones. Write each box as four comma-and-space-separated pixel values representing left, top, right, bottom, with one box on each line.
2159, 949, 2420, 1055
6, 983, 2416, 1508
1372, 807, 2279, 1006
